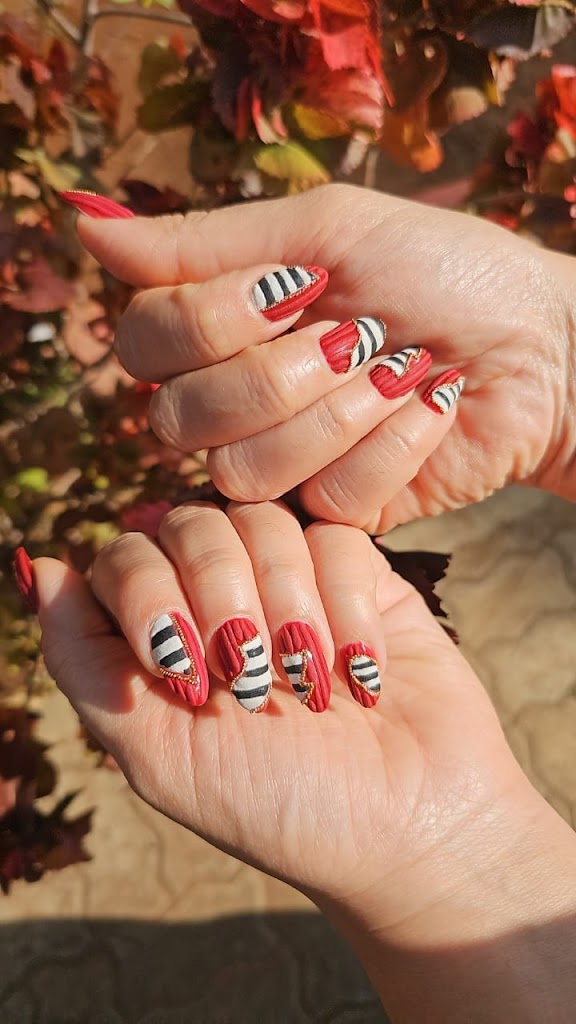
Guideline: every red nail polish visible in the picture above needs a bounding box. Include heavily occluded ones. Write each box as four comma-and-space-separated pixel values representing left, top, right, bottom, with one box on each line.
279, 621, 331, 713
422, 370, 465, 415
341, 642, 381, 709
58, 190, 135, 220
370, 347, 432, 400
150, 612, 209, 706
252, 266, 328, 322
216, 617, 273, 713
13, 546, 39, 614
320, 317, 387, 374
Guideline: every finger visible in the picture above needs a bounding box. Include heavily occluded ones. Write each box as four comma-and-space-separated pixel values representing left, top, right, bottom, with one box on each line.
33, 556, 150, 726
207, 345, 432, 499
300, 371, 466, 529
150, 317, 390, 450
305, 523, 385, 709
76, 185, 407, 288
91, 534, 210, 707
116, 264, 329, 380
227, 501, 334, 714
157, 503, 274, 715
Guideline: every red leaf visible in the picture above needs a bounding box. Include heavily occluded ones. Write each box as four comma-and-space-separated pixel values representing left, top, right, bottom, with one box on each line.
120, 500, 173, 537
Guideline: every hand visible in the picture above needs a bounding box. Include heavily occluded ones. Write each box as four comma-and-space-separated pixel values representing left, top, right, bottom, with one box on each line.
73, 184, 576, 533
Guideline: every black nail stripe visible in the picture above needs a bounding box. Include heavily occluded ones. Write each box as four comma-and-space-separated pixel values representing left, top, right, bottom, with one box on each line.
258, 276, 275, 307
234, 684, 271, 701
151, 625, 175, 648
161, 648, 190, 670
287, 266, 304, 288
360, 319, 377, 348
354, 670, 380, 683
274, 271, 291, 297
244, 664, 270, 677
245, 643, 264, 658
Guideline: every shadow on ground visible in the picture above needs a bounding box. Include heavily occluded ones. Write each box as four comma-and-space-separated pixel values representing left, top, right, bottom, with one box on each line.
0, 911, 387, 1024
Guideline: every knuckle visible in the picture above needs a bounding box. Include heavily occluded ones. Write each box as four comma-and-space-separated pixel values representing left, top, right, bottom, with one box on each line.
115, 293, 147, 375
209, 443, 276, 502
248, 353, 297, 425
302, 471, 362, 526
311, 395, 355, 445
148, 385, 190, 450
170, 283, 228, 366
91, 533, 146, 591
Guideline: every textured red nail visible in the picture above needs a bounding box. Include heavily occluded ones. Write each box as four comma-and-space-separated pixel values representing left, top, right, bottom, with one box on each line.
422, 369, 465, 414
13, 546, 39, 614
58, 190, 135, 220
342, 643, 381, 709
150, 612, 209, 707
252, 266, 328, 322
216, 617, 273, 714
370, 346, 432, 400
320, 317, 387, 374
279, 621, 331, 713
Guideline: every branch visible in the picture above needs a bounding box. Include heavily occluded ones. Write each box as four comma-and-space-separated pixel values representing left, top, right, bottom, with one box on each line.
89, 7, 193, 31
36, 0, 81, 43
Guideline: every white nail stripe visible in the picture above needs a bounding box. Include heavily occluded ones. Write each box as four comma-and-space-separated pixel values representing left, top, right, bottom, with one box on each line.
281, 650, 313, 702
377, 346, 421, 378
165, 655, 192, 675
151, 612, 174, 637
153, 635, 183, 661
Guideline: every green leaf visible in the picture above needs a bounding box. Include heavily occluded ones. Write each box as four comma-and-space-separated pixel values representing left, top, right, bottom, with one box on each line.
253, 142, 330, 186
138, 40, 182, 98
137, 81, 208, 132
15, 149, 82, 191
14, 467, 49, 492
291, 104, 349, 140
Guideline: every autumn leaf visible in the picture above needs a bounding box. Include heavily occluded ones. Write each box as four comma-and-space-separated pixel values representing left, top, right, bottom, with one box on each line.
254, 139, 330, 185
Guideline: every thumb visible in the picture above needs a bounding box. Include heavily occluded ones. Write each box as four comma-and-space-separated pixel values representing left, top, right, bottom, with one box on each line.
74, 184, 405, 288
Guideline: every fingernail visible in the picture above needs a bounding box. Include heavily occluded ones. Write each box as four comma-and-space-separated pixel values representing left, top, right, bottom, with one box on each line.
422, 370, 465, 414
320, 317, 387, 374
13, 546, 39, 614
278, 621, 331, 713
369, 346, 432, 400
342, 643, 381, 709
58, 190, 135, 220
216, 617, 273, 713
252, 266, 328, 322
150, 612, 209, 707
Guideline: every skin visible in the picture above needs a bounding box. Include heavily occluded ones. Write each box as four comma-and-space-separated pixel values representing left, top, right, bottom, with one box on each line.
75, 183, 576, 532
34, 502, 576, 1022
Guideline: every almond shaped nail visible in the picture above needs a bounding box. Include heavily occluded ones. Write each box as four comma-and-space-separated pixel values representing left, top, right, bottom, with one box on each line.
370, 346, 432, 400
252, 266, 328, 322
58, 190, 135, 220
216, 617, 273, 713
342, 642, 381, 709
13, 546, 38, 613
320, 317, 387, 374
422, 370, 465, 414
150, 612, 209, 707
279, 621, 331, 713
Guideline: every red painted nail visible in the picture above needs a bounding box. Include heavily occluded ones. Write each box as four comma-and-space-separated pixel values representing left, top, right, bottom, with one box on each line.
341, 642, 381, 709
150, 612, 209, 707
370, 347, 432, 400
252, 266, 328, 322
13, 546, 39, 614
58, 190, 135, 220
320, 317, 387, 374
216, 617, 273, 714
279, 621, 331, 713
422, 369, 465, 414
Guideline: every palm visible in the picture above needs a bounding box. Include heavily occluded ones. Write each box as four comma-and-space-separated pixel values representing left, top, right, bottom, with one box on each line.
81, 561, 514, 899
292, 191, 564, 531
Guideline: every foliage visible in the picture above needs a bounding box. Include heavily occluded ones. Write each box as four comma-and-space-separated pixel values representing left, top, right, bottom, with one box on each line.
0, 0, 574, 890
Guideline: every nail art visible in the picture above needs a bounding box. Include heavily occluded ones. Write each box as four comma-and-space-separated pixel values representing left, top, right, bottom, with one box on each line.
422, 370, 465, 415
342, 643, 381, 709
252, 266, 328, 322
58, 190, 135, 220
320, 317, 387, 374
13, 546, 39, 614
216, 617, 273, 713
278, 621, 331, 713
369, 346, 432, 400
150, 612, 209, 707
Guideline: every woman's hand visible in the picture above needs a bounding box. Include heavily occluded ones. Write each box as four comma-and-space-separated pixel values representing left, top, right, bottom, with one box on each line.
32, 501, 576, 1024
72, 184, 576, 532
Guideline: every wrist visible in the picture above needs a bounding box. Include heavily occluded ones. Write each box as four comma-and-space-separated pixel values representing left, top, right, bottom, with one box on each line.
317, 786, 576, 1022
534, 248, 576, 502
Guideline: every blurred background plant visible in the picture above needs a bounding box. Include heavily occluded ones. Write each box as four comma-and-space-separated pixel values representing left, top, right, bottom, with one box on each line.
0, 0, 574, 890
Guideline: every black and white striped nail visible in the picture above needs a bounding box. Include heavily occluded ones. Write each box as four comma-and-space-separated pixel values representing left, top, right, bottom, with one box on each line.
252, 265, 328, 322
150, 612, 210, 706
423, 370, 465, 415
